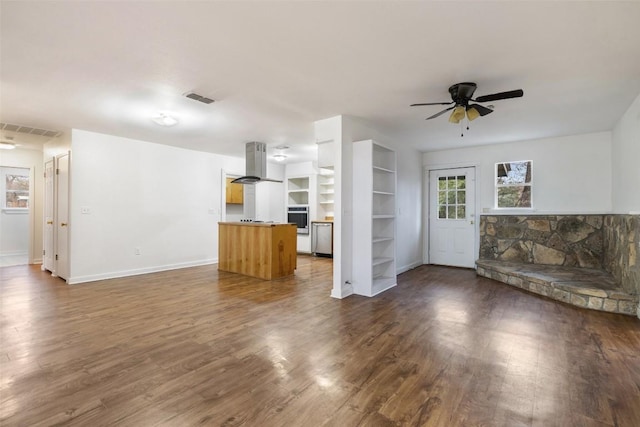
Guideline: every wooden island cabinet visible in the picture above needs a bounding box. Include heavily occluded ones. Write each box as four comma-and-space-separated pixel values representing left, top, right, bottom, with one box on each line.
218, 222, 297, 280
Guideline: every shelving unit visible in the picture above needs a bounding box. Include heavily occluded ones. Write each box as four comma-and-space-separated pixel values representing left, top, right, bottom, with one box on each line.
352, 140, 397, 297
317, 170, 335, 219
287, 177, 309, 205
286, 175, 312, 253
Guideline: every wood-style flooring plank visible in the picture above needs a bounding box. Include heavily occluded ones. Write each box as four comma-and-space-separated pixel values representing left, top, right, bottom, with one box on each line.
1, 258, 639, 426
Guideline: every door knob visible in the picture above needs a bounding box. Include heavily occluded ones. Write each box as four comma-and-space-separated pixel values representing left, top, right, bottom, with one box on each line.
61, 222, 68, 227
470, 220, 475, 225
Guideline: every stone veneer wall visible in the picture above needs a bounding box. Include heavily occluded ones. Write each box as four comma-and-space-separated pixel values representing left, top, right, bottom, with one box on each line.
479, 214, 640, 296
479, 215, 605, 269
603, 215, 639, 295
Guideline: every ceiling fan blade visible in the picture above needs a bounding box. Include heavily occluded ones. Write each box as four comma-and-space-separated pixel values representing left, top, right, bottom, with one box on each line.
474, 89, 524, 103
410, 101, 454, 107
468, 104, 493, 116
425, 106, 455, 120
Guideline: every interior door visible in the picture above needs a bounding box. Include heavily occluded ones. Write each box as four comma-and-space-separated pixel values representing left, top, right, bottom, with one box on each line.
56, 153, 70, 280
43, 159, 55, 273
428, 167, 476, 268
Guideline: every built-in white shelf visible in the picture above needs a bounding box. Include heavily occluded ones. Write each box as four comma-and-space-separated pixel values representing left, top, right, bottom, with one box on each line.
373, 166, 395, 174
317, 170, 334, 219
372, 257, 394, 267
287, 177, 309, 206
352, 140, 397, 297
372, 237, 394, 243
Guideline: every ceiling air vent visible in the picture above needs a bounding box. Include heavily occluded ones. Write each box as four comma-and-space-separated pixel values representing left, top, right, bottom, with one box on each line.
184, 92, 215, 104
0, 122, 62, 138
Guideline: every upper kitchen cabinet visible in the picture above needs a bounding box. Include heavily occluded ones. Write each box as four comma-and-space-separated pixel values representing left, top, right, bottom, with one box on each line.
225, 177, 244, 204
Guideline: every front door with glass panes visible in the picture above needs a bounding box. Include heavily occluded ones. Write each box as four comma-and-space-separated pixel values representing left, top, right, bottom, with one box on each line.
428, 167, 476, 268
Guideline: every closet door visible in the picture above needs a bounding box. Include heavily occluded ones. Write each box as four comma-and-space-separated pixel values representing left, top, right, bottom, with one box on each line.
43, 159, 55, 273
55, 153, 70, 280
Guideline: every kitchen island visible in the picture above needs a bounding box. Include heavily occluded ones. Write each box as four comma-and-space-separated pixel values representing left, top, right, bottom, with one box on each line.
218, 222, 297, 280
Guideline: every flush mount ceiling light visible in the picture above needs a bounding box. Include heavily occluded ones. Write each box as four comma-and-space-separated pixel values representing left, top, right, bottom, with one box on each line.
273, 144, 289, 162
151, 113, 179, 127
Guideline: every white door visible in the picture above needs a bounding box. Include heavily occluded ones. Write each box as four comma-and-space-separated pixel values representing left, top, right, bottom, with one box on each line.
56, 153, 70, 280
43, 159, 55, 273
428, 167, 476, 268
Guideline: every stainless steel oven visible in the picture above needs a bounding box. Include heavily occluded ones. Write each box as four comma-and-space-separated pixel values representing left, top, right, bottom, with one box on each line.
287, 206, 309, 234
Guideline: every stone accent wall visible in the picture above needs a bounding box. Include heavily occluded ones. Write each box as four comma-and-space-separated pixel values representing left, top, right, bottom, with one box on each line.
603, 215, 640, 295
479, 215, 604, 268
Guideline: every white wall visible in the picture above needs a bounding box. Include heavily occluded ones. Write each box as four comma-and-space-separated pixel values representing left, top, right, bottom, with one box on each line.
43, 133, 71, 161
423, 131, 613, 215
68, 129, 254, 284
612, 92, 640, 213
0, 148, 44, 263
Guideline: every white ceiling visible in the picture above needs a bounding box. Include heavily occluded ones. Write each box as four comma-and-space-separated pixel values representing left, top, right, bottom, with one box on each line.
1, 1, 640, 162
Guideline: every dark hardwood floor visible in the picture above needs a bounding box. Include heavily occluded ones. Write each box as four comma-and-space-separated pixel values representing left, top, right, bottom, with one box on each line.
1, 257, 639, 426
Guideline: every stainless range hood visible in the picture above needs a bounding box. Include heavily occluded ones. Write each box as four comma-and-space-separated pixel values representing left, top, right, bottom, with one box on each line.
231, 142, 283, 184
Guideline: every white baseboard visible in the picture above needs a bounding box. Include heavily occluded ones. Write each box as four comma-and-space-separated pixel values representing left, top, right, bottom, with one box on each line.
0, 251, 28, 257
331, 282, 354, 299
67, 259, 218, 285
397, 260, 423, 275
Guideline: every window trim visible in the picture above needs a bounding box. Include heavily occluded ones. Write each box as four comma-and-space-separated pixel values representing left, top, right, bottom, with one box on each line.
494, 160, 533, 209
1, 168, 30, 211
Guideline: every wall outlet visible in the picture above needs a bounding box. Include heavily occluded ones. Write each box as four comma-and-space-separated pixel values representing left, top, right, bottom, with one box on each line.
135, 247, 141, 255
81, 206, 91, 214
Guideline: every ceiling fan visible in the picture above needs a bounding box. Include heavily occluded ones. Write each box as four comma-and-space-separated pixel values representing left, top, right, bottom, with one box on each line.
411, 82, 524, 124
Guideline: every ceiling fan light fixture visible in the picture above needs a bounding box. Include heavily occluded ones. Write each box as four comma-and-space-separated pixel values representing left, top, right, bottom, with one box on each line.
466, 106, 480, 121
273, 154, 287, 162
448, 106, 465, 124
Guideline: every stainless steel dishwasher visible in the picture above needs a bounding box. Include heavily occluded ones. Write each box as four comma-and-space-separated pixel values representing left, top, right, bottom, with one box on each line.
311, 221, 333, 257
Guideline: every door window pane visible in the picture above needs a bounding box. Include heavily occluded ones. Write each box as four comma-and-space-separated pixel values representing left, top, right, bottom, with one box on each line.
437, 175, 467, 220
458, 191, 466, 204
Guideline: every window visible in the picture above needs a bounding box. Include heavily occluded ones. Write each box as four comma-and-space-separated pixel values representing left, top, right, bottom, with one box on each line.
437, 175, 466, 219
495, 161, 532, 208
2, 167, 30, 210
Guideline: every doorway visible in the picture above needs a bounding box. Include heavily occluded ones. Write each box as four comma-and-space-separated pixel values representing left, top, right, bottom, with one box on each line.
221, 170, 255, 222
0, 166, 31, 267
428, 167, 476, 268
